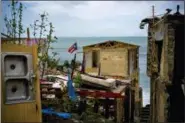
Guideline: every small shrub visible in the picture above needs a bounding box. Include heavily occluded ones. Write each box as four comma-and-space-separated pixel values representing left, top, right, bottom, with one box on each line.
46, 76, 56, 82
73, 72, 82, 88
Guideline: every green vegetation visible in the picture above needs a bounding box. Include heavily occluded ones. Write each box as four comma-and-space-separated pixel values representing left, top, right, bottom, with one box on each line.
73, 72, 82, 88
63, 60, 70, 68
46, 76, 56, 82
56, 65, 63, 72
30, 11, 59, 78
18, 2, 24, 43
3, 0, 60, 79
4, 0, 25, 43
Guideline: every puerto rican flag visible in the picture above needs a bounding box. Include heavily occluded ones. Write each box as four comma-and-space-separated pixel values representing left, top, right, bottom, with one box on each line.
68, 42, 77, 54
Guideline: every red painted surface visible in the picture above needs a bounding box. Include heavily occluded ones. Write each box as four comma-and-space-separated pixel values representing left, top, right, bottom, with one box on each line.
40, 80, 126, 99
76, 89, 125, 98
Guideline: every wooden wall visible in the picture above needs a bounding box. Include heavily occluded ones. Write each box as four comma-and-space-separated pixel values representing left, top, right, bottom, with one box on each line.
1, 44, 42, 122
85, 51, 93, 68
100, 48, 128, 77
84, 47, 139, 78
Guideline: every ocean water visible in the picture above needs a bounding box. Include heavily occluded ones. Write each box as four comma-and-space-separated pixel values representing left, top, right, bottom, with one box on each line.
50, 37, 150, 106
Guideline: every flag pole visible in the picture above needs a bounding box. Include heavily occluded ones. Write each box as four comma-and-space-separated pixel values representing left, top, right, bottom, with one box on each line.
71, 42, 77, 79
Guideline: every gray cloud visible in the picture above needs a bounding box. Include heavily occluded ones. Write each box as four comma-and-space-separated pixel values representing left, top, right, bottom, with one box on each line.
2, 1, 184, 37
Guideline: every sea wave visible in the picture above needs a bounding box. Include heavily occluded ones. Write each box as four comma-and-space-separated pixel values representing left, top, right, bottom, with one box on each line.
143, 90, 150, 106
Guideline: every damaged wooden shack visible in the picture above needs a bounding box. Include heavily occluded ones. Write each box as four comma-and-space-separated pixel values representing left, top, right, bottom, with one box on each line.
140, 5, 184, 123
76, 40, 143, 123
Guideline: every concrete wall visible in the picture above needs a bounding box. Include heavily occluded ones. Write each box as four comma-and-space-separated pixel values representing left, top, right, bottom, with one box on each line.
148, 21, 176, 123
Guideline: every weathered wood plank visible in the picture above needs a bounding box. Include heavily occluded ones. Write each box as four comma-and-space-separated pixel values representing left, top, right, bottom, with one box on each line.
116, 98, 124, 123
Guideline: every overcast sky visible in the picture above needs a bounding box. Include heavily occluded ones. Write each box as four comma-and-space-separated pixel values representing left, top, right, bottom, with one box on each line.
1, 1, 184, 37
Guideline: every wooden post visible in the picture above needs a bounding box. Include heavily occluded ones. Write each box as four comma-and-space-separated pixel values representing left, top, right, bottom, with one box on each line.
98, 63, 101, 76
129, 86, 132, 123
156, 79, 165, 122
116, 98, 123, 123
105, 98, 110, 119
150, 75, 158, 123
71, 53, 76, 79
26, 27, 31, 46
27, 28, 30, 40
93, 100, 99, 113
150, 5, 156, 123
81, 53, 85, 74
78, 97, 86, 115
152, 6, 155, 24
135, 82, 140, 123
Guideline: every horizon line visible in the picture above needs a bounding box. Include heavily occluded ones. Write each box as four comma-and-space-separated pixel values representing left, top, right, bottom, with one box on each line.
56, 36, 147, 38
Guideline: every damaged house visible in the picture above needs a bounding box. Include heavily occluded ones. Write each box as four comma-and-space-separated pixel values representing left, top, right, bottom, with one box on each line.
139, 5, 184, 123
79, 40, 142, 123
83, 41, 139, 79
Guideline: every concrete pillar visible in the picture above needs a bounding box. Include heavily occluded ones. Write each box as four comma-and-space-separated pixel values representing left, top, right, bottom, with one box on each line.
150, 75, 158, 123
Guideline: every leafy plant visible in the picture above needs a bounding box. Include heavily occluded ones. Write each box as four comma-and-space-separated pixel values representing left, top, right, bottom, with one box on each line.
11, 0, 17, 40
4, 16, 12, 37
30, 11, 48, 54
46, 76, 56, 82
30, 12, 59, 78
47, 55, 60, 69
63, 60, 70, 68
18, 2, 24, 43
3, 0, 25, 43
73, 72, 82, 88
56, 65, 63, 72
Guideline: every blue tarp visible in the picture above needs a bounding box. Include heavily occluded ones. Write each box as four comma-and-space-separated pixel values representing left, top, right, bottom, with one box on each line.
55, 112, 71, 119
42, 108, 54, 115
67, 79, 77, 101
67, 69, 77, 101
42, 108, 71, 119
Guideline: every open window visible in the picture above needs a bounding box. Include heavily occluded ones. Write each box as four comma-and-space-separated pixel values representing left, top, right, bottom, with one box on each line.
92, 51, 99, 68
128, 49, 137, 75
